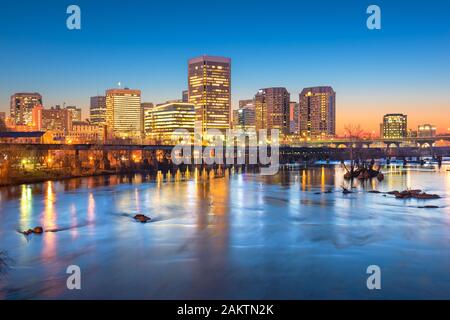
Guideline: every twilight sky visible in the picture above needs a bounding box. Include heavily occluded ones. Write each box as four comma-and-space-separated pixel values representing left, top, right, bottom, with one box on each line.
0, 0, 449, 134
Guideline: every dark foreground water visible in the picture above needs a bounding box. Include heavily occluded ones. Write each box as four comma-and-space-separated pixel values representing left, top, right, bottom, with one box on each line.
0, 165, 449, 299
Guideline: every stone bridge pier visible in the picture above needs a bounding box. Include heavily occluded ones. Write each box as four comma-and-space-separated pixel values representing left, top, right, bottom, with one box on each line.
384, 141, 402, 148
416, 140, 435, 148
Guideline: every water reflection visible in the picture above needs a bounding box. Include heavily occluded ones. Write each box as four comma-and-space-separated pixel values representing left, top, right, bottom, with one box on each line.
20, 185, 32, 230
42, 182, 57, 260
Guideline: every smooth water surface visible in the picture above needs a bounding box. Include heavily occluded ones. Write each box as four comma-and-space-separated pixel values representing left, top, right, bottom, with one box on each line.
0, 165, 449, 299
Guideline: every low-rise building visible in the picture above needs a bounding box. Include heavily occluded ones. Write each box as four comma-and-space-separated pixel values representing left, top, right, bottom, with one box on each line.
0, 131, 45, 144
67, 121, 101, 143
418, 124, 436, 137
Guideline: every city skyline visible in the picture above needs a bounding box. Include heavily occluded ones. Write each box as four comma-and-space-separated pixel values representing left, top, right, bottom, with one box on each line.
1, 0, 449, 134
1, 1, 450, 303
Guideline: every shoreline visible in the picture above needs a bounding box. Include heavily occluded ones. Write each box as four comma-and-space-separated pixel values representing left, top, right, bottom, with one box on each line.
1, 160, 448, 188
0, 170, 148, 188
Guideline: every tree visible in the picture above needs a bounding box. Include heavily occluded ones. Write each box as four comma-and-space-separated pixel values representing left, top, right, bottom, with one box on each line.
343, 124, 364, 176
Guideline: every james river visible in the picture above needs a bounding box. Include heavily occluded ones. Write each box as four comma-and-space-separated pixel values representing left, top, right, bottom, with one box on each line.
0, 164, 449, 299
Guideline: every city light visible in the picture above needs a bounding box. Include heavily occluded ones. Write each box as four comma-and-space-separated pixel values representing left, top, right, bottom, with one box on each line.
0, 0, 449, 304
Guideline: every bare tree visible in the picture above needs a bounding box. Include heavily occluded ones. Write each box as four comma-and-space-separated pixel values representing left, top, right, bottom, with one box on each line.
343, 124, 364, 177
344, 124, 364, 142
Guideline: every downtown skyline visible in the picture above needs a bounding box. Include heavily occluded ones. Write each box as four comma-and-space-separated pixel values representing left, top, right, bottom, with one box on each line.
1, 0, 450, 134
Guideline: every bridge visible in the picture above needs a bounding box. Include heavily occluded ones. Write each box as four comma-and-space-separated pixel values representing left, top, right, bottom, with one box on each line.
290, 135, 450, 148
1, 142, 449, 165
1, 141, 449, 185
2, 134, 450, 152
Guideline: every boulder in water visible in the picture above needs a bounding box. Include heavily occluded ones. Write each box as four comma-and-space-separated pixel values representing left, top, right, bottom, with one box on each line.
33, 226, 44, 234
342, 188, 353, 195
134, 214, 151, 223
20, 226, 44, 235
393, 189, 440, 200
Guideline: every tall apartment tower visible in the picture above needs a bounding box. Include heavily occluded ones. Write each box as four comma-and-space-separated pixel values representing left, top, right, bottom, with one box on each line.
105, 88, 142, 139
90, 96, 107, 125
299, 86, 336, 138
254, 87, 290, 134
10, 92, 43, 125
188, 55, 231, 136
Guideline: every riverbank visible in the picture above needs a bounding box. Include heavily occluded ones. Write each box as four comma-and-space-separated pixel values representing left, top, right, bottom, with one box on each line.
0, 169, 143, 188
2, 160, 449, 188
0, 165, 233, 187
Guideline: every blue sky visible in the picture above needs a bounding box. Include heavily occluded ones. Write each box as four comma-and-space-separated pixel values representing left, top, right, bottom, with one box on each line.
0, 0, 449, 133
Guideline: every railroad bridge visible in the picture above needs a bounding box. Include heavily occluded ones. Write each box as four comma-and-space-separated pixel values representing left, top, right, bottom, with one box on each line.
1, 143, 449, 172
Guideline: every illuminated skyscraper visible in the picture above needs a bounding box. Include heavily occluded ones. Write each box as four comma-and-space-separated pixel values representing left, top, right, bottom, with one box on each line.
188, 55, 231, 136
141, 103, 154, 137
254, 88, 290, 134
90, 96, 107, 125
105, 88, 142, 139
234, 99, 255, 131
182, 90, 189, 103
10, 92, 42, 126
382, 114, 407, 139
299, 86, 336, 138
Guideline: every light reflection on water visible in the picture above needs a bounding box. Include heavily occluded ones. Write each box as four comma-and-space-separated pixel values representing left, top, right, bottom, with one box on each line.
0, 165, 449, 299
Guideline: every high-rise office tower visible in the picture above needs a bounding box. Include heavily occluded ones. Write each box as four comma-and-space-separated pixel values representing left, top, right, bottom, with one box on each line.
10, 92, 43, 125
188, 55, 231, 136
182, 90, 189, 103
145, 102, 195, 143
381, 113, 407, 139
90, 96, 107, 125
299, 86, 336, 138
141, 103, 154, 137
105, 88, 142, 139
254, 87, 290, 134
234, 99, 256, 131
66, 106, 82, 122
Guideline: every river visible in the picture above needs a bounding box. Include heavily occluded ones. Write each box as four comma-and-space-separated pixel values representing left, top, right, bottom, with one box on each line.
0, 164, 449, 299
